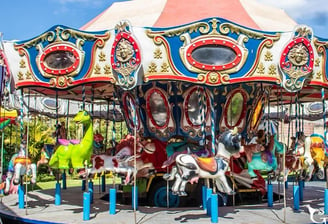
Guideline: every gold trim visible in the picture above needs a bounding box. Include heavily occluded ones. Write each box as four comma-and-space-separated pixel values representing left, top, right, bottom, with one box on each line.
219, 23, 281, 41
268, 64, 277, 76
94, 64, 101, 74
147, 21, 210, 39
154, 48, 162, 59
264, 51, 273, 61
104, 64, 112, 75
256, 62, 265, 75
160, 62, 169, 73
98, 51, 106, 62
148, 62, 157, 73
15, 26, 110, 49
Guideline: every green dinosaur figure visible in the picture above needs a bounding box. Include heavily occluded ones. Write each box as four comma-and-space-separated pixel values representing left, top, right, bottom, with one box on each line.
49, 110, 93, 169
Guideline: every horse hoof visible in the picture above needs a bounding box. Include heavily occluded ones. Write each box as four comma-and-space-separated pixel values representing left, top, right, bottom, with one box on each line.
267, 172, 276, 181
13, 179, 20, 185
277, 175, 284, 182
317, 171, 325, 180
179, 191, 188, 196
163, 174, 170, 180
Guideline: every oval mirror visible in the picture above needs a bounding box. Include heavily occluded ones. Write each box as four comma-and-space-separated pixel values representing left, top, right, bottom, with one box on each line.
148, 90, 169, 127
42, 98, 58, 110
123, 93, 139, 129
251, 96, 266, 130
226, 92, 244, 127
44, 51, 76, 69
191, 45, 236, 66
186, 88, 207, 126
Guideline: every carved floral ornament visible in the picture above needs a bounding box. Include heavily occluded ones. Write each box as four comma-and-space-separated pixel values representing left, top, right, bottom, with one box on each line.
279, 25, 314, 92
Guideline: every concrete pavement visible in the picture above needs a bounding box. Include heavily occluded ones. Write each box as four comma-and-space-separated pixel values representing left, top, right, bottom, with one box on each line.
0, 181, 326, 224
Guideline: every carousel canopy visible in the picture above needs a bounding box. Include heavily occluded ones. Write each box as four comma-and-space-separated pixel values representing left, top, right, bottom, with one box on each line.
81, 0, 297, 32
1, 0, 328, 140
3, 0, 327, 103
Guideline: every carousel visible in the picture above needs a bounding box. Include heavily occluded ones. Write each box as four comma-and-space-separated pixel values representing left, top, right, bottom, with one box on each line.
0, 0, 328, 223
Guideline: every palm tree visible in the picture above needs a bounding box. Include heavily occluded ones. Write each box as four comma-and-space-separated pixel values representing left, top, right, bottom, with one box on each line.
27, 116, 56, 161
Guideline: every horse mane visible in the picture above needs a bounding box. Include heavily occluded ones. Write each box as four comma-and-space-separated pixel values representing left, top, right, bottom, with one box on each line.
116, 134, 135, 153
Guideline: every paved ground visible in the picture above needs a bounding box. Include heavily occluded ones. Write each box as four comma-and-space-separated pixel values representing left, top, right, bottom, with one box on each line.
0, 181, 327, 224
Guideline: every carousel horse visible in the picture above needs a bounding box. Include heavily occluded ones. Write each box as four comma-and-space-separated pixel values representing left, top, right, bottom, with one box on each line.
93, 131, 104, 154
49, 110, 93, 169
89, 134, 156, 184
307, 133, 328, 179
282, 133, 314, 181
37, 146, 52, 174
243, 131, 284, 180
4, 144, 37, 194
2, 177, 18, 195
164, 128, 242, 196
162, 136, 211, 168
37, 147, 50, 167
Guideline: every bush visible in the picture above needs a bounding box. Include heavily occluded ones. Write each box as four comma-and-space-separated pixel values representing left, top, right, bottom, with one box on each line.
37, 173, 56, 182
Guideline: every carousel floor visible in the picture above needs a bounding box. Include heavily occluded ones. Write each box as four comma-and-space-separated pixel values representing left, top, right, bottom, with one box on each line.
0, 181, 325, 224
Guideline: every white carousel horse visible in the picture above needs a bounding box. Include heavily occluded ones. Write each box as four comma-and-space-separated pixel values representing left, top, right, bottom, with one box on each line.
4, 144, 37, 194
164, 128, 242, 196
88, 134, 155, 184
301, 133, 325, 180
283, 133, 314, 181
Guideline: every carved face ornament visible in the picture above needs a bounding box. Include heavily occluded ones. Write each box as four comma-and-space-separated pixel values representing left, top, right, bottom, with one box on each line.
287, 43, 309, 67
116, 39, 134, 63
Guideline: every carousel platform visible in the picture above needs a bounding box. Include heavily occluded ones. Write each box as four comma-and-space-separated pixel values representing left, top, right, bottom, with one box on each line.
0, 181, 325, 224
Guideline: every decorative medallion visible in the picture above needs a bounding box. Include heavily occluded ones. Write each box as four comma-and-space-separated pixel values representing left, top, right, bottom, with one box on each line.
279, 25, 314, 92
111, 21, 141, 90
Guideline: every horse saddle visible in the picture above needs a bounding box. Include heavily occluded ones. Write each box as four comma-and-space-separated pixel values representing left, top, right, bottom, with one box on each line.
192, 155, 217, 173
58, 139, 80, 146
14, 157, 31, 165
311, 142, 324, 148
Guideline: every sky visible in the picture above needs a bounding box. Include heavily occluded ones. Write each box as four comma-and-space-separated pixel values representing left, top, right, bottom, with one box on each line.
0, 0, 327, 41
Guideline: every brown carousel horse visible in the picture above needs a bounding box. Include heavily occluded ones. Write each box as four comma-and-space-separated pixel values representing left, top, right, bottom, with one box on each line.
283, 133, 314, 181
89, 134, 156, 184
243, 130, 314, 182
242, 130, 284, 180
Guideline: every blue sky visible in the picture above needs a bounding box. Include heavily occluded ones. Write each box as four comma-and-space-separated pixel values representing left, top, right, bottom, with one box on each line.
0, 0, 327, 41
0, 0, 126, 40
